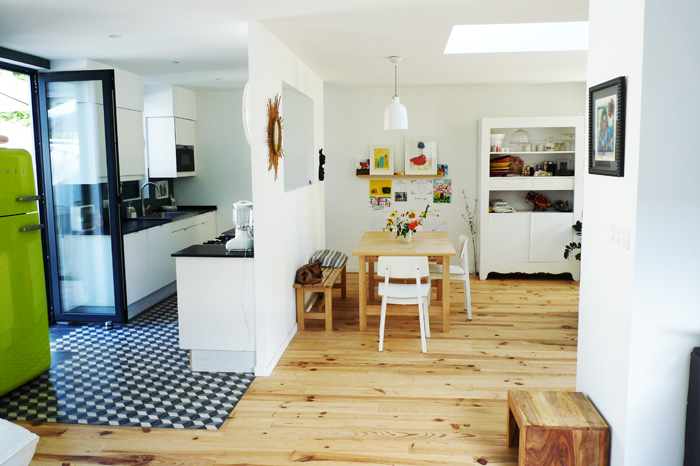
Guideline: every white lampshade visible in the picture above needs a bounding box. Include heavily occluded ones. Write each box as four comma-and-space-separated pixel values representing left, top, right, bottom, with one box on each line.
384, 96, 408, 130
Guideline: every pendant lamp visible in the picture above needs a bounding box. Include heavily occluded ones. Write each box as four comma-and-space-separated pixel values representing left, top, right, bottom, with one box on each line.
384, 56, 408, 130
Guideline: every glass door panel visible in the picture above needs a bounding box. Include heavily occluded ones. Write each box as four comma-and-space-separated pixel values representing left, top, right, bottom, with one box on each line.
38, 70, 126, 322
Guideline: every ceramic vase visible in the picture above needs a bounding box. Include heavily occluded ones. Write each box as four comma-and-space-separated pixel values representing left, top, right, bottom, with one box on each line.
403, 230, 413, 243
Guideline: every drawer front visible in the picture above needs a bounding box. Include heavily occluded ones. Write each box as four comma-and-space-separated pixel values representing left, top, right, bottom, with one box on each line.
533, 177, 574, 190
490, 177, 533, 190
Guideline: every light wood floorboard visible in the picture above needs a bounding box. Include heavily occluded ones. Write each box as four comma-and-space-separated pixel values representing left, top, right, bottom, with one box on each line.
18, 273, 579, 466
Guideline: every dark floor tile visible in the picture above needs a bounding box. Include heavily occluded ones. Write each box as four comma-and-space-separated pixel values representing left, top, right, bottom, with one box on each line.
0, 294, 253, 430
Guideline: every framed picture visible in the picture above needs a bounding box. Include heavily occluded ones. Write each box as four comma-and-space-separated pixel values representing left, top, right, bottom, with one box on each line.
588, 76, 626, 176
369, 145, 394, 175
405, 137, 437, 175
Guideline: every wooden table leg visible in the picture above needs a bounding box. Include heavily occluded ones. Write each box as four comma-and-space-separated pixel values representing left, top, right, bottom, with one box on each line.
359, 255, 367, 331
442, 254, 450, 332
368, 260, 375, 303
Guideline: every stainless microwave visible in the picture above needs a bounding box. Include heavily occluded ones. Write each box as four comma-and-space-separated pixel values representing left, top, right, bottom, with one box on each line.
175, 145, 195, 173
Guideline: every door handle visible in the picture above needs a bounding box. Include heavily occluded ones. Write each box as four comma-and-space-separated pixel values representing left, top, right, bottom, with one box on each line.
16, 195, 42, 202
19, 224, 44, 232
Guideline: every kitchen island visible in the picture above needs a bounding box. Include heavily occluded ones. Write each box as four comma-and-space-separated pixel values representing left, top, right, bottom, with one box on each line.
172, 244, 255, 373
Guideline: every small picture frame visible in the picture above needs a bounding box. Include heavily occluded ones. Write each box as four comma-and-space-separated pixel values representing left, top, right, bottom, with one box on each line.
405, 137, 437, 175
588, 76, 626, 177
356, 158, 370, 175
369, 145, 394, 175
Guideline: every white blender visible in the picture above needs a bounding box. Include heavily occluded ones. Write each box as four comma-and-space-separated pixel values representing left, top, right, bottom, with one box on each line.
225, 201, 254, 251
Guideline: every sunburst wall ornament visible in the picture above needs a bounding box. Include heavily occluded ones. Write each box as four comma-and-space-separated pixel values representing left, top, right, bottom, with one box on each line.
267, 94, 284, 180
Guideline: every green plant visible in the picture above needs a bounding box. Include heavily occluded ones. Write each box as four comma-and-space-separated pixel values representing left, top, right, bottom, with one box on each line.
563, 220, 582, 260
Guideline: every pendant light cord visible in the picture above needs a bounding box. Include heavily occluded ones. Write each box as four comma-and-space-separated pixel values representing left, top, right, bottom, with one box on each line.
394, 63, 398, 98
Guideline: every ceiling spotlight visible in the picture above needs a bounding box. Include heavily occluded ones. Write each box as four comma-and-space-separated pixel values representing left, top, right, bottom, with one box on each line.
107, 34, 121, 39
172, 61, 180, 64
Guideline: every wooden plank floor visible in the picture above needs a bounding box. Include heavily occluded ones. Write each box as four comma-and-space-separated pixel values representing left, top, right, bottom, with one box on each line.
18, 273, 579, 466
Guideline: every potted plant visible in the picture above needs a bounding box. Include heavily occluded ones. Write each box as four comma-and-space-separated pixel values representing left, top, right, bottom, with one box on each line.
563, 220, 582, 260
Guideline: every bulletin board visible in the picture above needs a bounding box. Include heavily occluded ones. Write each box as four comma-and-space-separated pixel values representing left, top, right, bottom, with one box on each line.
368, 178, 450, 232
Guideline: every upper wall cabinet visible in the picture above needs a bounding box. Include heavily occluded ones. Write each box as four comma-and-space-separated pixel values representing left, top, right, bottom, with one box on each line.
114, 70, 145, 181
50, 60, 146, 181
146, 117, 196, 178
144, 85, 196, 120
144, 86, 197, 178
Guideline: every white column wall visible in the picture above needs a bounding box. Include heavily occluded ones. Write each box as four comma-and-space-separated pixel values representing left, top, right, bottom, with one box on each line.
576, 1, 645, 464
626, 0, 700, 464
578, 0, 700, 464
248, 22, 325, 376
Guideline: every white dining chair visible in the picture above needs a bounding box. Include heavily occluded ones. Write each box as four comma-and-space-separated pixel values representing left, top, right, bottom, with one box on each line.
377, 256, 431, 353
429, 234, 472, 321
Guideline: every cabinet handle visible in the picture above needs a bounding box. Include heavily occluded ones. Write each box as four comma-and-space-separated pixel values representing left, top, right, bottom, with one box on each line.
20, 224, 44, 232
16, 195, 41, 202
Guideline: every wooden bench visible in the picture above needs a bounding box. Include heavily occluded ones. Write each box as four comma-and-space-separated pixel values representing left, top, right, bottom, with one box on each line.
294, 259, 347, 331
507, 390, 609, 466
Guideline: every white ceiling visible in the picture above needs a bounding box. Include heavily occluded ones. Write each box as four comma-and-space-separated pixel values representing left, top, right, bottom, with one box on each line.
0, 0, 588, 90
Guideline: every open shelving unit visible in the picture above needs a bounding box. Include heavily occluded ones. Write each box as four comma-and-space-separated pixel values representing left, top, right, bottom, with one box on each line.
477, 116, 584, 280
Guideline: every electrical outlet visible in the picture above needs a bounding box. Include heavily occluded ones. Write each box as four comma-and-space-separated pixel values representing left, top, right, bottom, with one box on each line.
155, 180, 169, 200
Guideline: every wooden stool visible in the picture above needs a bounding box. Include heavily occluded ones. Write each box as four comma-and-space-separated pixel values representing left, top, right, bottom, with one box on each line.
507, 390, 610, 466
294, 259, 347, 331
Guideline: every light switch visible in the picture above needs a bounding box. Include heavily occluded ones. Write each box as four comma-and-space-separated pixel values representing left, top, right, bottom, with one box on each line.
610, 224, 630, 249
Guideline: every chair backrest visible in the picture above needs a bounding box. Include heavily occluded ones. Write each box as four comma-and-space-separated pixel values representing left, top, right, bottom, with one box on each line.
458, 234, 469, 272
377, 256, 429, 280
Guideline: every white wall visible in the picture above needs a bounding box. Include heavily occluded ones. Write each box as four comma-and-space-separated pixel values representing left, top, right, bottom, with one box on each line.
324, 84, 586, 272
578, 0, 700, 465
174, 90, 252, 232
248, 22, 325, 376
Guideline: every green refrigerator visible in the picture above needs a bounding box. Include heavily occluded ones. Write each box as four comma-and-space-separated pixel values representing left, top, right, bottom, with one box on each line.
0, 147, 51, 397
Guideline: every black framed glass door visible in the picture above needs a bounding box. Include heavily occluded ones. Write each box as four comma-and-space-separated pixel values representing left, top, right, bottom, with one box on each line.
38, 70, 127, 323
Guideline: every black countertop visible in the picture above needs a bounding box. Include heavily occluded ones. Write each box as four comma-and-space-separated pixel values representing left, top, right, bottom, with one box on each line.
121, 206, 217, 234
172, 244, 254, 258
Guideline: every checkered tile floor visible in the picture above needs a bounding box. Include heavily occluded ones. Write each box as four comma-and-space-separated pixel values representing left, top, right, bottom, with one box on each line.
0, 295, 254, 430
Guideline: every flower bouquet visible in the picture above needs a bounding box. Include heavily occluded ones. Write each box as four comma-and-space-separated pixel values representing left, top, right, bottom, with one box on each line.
385, 207, 428, 242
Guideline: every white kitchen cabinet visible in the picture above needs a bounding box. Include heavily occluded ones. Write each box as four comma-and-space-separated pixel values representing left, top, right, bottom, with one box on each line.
116, 107, 145, 181
113, 68, 143, 112
144, 85, 196, 120
125, 211, 216, 299
146, 117, 196, 178
174, 117, 196, 146
123, 229, 150, 304
146, 222, 175, 292
477, 116, 584, 280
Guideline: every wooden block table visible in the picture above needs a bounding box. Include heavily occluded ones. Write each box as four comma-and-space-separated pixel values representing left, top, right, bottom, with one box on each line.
507, 390, 609, 466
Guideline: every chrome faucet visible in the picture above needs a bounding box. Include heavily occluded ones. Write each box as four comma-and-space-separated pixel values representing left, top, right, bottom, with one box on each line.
140, 182, 159, 217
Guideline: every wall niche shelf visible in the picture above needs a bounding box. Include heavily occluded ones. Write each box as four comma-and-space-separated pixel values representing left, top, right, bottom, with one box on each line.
477, 116, 584, 281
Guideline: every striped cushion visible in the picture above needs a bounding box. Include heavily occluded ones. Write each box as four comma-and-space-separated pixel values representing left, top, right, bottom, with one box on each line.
310, 249, 347, 268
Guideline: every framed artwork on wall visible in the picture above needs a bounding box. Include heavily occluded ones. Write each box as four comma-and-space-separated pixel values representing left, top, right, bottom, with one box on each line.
405, 137, 437, 175
588, 76, 626, 177
369, 145, 394, 175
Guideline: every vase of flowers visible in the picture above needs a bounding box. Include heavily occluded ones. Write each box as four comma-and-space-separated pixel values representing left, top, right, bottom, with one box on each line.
385, 207, 428, 243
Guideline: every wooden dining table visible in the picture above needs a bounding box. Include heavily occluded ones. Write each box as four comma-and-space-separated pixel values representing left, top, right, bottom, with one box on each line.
352, 231, 457, 333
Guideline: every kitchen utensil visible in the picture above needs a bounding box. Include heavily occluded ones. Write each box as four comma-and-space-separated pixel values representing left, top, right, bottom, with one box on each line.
226, 200, 254, 251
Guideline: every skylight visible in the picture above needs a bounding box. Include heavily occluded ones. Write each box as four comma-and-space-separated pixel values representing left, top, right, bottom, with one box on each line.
444, 22, 589, 54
